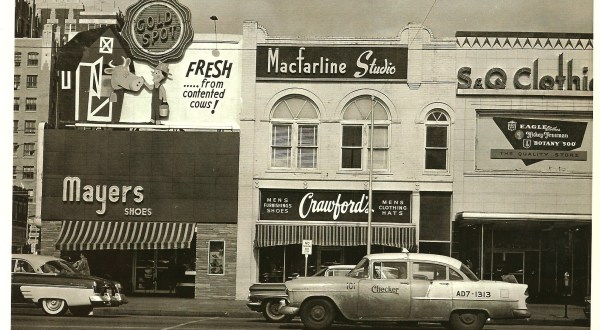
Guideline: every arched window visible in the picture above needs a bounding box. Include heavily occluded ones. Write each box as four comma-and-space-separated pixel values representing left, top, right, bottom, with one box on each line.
271, 95, 319, 169
425, 110, 449, 170
341, 96, 390, 170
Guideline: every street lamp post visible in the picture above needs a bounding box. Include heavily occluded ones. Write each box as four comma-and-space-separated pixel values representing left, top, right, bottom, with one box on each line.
367, 95, 375, 255
210, 16, 219, 56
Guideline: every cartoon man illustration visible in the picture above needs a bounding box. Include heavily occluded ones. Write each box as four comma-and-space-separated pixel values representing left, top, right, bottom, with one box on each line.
143, 61, 170, 124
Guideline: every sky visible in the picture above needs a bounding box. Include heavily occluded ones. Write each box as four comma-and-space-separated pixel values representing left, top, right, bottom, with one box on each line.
102, 0, 594, 38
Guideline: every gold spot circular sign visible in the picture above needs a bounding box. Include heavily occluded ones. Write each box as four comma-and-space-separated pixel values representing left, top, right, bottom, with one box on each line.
122, 0, 193, 65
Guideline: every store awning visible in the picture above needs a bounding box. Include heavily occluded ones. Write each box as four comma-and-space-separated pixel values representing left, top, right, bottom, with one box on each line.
455, 212, 591, 229
55, 221, 196, 251
255, 223, 416, 249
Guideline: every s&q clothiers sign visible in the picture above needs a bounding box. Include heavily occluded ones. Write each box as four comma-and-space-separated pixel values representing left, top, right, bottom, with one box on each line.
260, 189, 411, 223
491, 117, 588, 165
256, 45, 408, 81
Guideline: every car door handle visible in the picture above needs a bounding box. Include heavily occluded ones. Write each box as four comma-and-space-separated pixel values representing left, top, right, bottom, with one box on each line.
439, 282, 449, 286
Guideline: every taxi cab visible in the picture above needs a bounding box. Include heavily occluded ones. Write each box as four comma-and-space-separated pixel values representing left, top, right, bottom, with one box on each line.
279, 253, 530, 330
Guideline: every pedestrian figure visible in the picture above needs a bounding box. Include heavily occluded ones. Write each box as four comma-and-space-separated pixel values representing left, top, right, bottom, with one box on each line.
73, 253, 90, 275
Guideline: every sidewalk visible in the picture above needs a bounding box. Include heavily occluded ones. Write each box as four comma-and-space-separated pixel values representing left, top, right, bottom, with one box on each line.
93, 296, 591, 327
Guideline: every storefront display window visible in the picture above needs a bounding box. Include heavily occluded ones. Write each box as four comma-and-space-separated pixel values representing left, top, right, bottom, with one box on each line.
208, 240, 225, 275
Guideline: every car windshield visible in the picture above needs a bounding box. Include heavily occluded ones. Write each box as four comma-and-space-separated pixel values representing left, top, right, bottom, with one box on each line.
40, 259, 78, 274
348, 258, 369, 278
461, 264, 479, 281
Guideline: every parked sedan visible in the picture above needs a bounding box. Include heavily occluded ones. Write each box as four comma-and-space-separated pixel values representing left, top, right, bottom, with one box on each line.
280, 253, 530, 330
11, 254, 127, 316
247, 264, 354, 322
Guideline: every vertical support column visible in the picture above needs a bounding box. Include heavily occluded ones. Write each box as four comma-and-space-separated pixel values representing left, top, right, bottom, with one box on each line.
411, 189, 420, 251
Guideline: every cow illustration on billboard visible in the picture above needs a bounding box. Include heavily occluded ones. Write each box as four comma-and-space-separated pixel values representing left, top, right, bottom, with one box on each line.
102, 56, 146, 102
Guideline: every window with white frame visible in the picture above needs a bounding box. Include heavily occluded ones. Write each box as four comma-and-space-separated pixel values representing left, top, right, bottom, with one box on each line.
271, 95, 319, 169
23, 143, 35, 157
25, 98, 36, 111
23, 166, 34, 180
25, 120, 36, 134
26, 75, 37, 88
424, 110, 449, 170
341, 96, 390, 170
27, 52, 39, 66
15, 52, 21, 66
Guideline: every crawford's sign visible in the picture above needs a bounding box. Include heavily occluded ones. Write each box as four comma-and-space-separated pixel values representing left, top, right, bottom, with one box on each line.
121, 0, 193, 65
260, 189, 411, 223
256, 46, 408, 81
458, 54, 593, 91
491, 117, 587, 165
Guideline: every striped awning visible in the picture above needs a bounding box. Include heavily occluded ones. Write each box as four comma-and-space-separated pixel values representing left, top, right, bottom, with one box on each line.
55, 221, 196, 251
255, 223, 416, 249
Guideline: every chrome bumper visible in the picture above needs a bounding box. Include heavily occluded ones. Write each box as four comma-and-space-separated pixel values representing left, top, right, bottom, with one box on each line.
279, 305, 299, 316
246, 301, 262, 312
89, 293, 127, 307
512, 309, 531, 319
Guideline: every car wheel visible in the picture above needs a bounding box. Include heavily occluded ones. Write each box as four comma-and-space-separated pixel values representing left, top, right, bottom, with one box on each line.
449, 310, 486, 330
262, 300, 293, 323
70, 306, 93, 317
300, 298, 336, 330
41, 298, 68, 316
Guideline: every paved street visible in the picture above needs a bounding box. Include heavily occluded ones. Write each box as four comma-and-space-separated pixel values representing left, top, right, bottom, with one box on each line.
11, 314, 590, 330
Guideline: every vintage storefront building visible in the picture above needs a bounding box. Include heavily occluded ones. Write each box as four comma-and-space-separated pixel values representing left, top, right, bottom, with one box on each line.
451, 32, 592, 302
38, 0, 242, 299
235, 22, 458, 298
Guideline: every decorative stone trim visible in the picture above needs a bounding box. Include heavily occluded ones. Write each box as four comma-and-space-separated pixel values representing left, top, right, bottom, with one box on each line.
456, 36, 593, 50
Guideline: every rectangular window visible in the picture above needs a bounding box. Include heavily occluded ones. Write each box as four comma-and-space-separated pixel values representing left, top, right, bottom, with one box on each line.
13, 143, 18, 155
24, 120, 36, 134
341, 125, 363, 169
412, 262, 447, 281
208, 240, 225, 275
27, 52, 39, 66
373, 261, 407, 280
27, 189, 34, 202
23, 166, 34, 180
23, 143, 35, 157
297, 125, 317, 168
15, 52, 21, 66
14, 75, 20, 90
13, 120, 18, 134
419, 192, 452, 241
271, 124, 291, 168
425, 126, 448, 170
14, 98, 19, 111
13, 166, 17, 179
25, 98, 36, 111
368, 126, 389, 170
26, 75, 37, 88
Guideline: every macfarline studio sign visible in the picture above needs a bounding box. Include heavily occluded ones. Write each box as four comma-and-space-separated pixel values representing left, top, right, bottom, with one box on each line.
260, 189, 411, 223
491, 117, 588, 165
256, 45, 408, 81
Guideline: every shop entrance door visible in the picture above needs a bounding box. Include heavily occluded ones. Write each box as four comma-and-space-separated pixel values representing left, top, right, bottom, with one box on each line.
493, 252, 524, 284
134, 250, 176, 294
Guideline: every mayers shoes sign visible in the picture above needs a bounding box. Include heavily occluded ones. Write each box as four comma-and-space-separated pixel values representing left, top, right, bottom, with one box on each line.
121, 0, 193, 65
256, 46, 408, 81
491, 117, 587, 165
260, 189, 411, 223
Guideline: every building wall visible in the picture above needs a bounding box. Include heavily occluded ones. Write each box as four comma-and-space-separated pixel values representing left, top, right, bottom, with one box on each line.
235, 21, 457, 299
39, 220, 61, 257
14, 33, 53, 219
195, 223, 238, 299
452, 35, 593, 215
